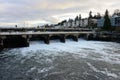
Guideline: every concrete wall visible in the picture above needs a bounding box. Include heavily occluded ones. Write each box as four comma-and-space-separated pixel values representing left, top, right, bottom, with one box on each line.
0, 32, 93, 50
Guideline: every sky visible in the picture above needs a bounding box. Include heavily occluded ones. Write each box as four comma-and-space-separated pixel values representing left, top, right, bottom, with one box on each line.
0, 0, 120, 27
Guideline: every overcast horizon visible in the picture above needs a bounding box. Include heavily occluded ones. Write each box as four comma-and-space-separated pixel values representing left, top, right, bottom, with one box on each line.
0, 0, 120, 27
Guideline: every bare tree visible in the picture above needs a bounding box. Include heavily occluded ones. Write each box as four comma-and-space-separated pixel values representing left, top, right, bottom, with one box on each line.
113, 9, 120, 16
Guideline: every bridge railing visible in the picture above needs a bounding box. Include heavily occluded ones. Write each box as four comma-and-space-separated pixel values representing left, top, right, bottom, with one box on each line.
0, 28, 93, 32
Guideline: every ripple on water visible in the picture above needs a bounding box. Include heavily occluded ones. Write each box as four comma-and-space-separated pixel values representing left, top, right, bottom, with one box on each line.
0, 39, 120, 80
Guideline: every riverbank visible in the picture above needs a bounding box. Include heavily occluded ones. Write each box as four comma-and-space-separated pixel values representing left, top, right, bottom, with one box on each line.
88, 31, 120, 43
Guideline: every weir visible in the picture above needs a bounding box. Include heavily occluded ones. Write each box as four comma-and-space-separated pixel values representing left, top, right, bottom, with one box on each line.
0, 31, 94, 50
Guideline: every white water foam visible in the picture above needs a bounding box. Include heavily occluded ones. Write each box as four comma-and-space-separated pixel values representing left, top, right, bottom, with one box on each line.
87, 62, 118, 78
4, 39, 120, 64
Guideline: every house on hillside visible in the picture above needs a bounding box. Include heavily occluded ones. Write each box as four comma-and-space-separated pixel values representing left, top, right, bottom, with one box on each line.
81, 18, 88, 27
97, 15, 120, 28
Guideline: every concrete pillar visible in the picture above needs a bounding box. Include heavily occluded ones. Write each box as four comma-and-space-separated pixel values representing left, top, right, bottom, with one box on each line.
73, 36, 78, 42
0, 39, 4, 51
44, 35, 50, 44
60, 35, 66, 43
22, 35, 30, 47
26, 35, 31, 47
86, 34, 94, 40
0, 39, 3, 46
26, 38, 30, 47
85, 34, 90, 40
0, 36, 6, 50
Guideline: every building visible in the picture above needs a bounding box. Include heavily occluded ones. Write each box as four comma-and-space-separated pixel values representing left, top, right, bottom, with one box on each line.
97, 18, 104, 27
72, 21, 76, 27
81, 18, 88, 27
97, 15, 120, 27
88, 18, 98, 28
54, 25, 62, 29
67, 19, 73, 28
54, 15, 89, 28
63, 21, 68, 28
114, 16, 120, 27
75, 20, 80, 27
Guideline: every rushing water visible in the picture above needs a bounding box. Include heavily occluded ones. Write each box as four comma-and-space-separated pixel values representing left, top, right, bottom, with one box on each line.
0, 39, 120, 80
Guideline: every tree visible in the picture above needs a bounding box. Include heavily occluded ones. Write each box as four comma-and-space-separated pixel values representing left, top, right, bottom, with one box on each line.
45, 24, 49, 28
79, 14, 81, 20
113, 9, 120, 16
60, 20, 67, 25
93, 15, 97, 18
68, 19, 73, 27
15, 25, 17, 28
103, 9, 112, 31
75, 16, 79, 21
88, 11, 93, 27
96, 12, 101, 19
37, 26, 40, 28
89, 11, 93, 18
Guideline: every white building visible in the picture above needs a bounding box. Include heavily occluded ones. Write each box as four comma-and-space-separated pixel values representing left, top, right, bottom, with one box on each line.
72, 21, 76, 27
63, 22, 68, 28
75, 20, 80, 27
67, 19, 73, 28
91, 19, 97, 24
81, 18, 88, 27
97, 17, 104, 27
55, 17, 89, 28
97, 15, 120, 27
54, 25, 62, 29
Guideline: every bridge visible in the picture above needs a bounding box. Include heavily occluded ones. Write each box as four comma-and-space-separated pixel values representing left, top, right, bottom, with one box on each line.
0, 29, 95, 50
0, 27, 92, 32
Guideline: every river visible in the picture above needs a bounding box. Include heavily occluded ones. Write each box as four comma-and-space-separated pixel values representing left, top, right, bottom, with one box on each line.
0, 39, 120, 80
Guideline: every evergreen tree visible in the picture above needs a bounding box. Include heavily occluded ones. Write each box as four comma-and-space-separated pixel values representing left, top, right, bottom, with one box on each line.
103, 9, 112, 31
79, 14, 81, 20
88, 11, 93, 27
89, 11, 92, 18
93, 15, 97, 18
78, 14, 81, 27
68, 19, 73, 27
15, 25, 17, 28
75, 16, 79, 21
96, 12, 101, 19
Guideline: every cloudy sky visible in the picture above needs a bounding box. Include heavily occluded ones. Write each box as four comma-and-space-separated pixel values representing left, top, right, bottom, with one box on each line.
0, 0, 120, 27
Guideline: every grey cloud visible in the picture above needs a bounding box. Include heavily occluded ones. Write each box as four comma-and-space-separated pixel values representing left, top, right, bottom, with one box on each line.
0, 0, 120, 27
